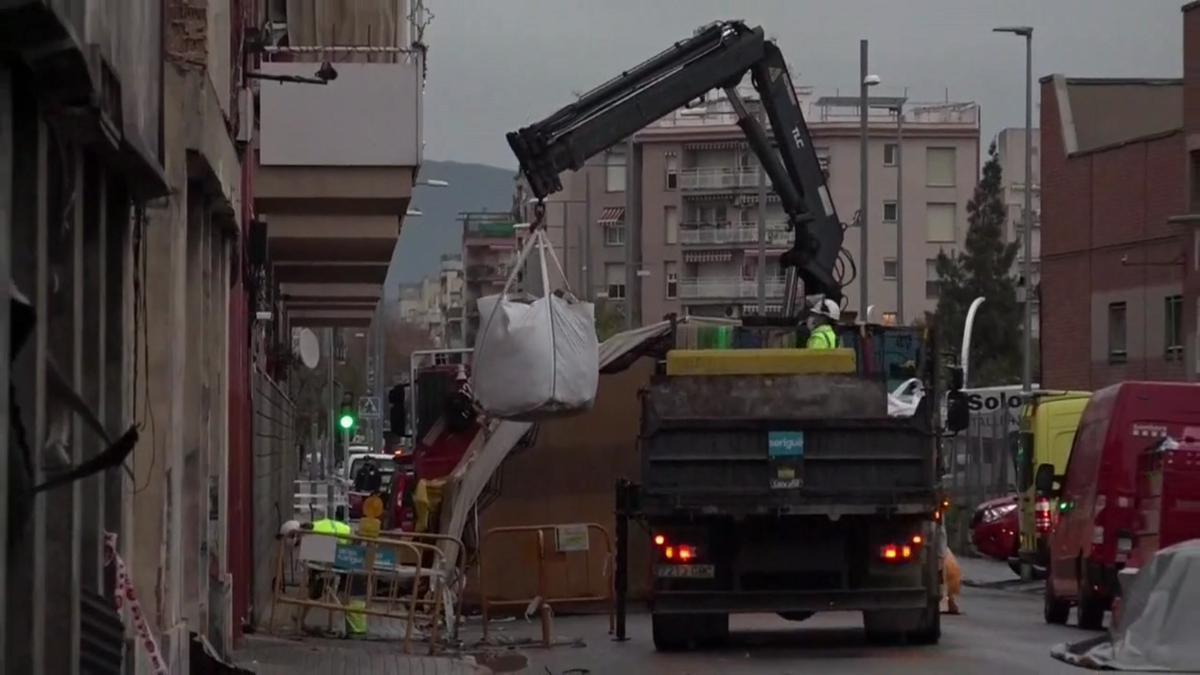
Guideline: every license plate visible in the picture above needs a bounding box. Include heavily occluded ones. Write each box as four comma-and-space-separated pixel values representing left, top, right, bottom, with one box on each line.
655, 564, 715, 579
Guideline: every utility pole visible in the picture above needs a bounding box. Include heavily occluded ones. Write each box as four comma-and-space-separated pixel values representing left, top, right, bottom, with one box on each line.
859, 39, 870, 321
895, 104, 905, 324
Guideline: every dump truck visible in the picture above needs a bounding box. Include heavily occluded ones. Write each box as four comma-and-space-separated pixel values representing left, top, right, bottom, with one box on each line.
611, 323, 953, 649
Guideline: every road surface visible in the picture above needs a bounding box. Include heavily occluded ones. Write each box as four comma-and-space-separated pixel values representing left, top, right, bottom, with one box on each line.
466, 585, 1106, 674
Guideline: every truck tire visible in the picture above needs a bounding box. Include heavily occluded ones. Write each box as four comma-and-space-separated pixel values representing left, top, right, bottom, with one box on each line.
777, 611, 814, 622
652, 613, 729, 651
1044, 579, 1069, 625
1077, 576, 1107, 631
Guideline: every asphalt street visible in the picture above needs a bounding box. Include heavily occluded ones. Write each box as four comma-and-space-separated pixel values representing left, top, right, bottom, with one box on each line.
466, 585, 1108, 675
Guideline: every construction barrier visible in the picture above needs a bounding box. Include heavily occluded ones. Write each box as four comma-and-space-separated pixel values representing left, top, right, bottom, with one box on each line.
268, 528, 461, 654
479, 523, 615, 646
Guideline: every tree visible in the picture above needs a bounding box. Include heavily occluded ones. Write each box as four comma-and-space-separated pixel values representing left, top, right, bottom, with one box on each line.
933, 141, 1022, 385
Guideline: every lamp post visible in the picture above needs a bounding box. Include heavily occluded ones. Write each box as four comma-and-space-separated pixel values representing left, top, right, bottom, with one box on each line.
859, 39, 880, 321
994, 25, 1034, 395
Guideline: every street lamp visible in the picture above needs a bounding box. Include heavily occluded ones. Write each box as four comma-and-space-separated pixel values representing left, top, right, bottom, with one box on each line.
406, 208, 423, 217
416, 178, 450, 187
994, 25, 1034, 396
859, 42, 880, 321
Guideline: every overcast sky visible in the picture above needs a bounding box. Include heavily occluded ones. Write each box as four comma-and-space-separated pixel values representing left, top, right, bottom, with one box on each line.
421, 0, 1182, 168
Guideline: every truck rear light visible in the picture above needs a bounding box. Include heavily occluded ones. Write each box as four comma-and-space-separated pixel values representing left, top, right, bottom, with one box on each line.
654, 534, 666, 546
661, 543, 698, 563
1035, 497, 1052, 534
879, 543, 914, 563
912, 535, 924, 545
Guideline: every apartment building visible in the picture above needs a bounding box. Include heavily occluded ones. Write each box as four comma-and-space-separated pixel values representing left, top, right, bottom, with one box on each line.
461, 212, 519, 345
537, 89, 980, 325
996, 127, 1042, 337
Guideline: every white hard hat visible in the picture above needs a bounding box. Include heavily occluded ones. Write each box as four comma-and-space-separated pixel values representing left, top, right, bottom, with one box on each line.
812, 299, 840, 321
280, 520, 302, 537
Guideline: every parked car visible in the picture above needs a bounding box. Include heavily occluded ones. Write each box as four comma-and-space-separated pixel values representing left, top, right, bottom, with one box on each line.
1043, 381, 1200, 630
971, 494, 1020, 565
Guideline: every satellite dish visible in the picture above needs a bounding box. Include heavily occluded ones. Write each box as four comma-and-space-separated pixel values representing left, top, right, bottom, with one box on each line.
296, 328, 320, 369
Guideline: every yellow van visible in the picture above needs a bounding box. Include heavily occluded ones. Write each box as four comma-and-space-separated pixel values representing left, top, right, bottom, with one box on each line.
1015, 392, 1091, 576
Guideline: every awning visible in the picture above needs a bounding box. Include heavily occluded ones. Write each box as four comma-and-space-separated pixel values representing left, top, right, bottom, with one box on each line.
684, 141, 745, 151
597, 206, 625, 224
684, 251, 733, 263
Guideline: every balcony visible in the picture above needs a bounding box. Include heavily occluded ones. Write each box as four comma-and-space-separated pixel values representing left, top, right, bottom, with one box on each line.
677, 167, 762, 191
679, 222, 792, 246
678, 276, 787, 300
255, 5, 425, 330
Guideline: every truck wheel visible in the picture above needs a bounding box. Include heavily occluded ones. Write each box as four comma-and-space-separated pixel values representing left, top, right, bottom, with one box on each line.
1043, 579, 1069, 625
1077, 578, 1106, 631
652, 613, 728, 651
906, 599, 941, 645
777, 611, 814, 622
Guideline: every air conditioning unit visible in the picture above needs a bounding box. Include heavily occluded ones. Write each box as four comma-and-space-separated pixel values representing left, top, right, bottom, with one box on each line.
236, 86, 255, 144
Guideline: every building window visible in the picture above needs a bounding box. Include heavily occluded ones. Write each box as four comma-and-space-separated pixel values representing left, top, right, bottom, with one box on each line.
1166, 295, 1184, 359
926, 202, 957, 242
884, 143, 898, 167
665, 262, 678, 299
666, 154, 679, 190
925, 258, 940, 299
604, 224, 626, 246
883, 258, 898, 280
926, 147, 957, 187
883, 200, 897, 223
606, 151, 627, 192
605, 263, 626, 299
1109, 302, 1127, 363
665, 205, 679, 244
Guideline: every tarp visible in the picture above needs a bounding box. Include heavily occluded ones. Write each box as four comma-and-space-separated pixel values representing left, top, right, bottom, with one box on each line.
1051, 539, 1200, 671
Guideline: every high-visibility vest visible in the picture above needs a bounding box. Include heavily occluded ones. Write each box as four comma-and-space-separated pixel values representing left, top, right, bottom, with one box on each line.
312, 518, 352, 542
806, 324, 837, 350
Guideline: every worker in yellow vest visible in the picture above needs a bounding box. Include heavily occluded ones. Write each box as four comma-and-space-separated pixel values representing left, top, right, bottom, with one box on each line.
806, 299, 840, 350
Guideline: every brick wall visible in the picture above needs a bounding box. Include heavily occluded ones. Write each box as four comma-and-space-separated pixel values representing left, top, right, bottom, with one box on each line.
1040, 77, 1188, 390
166, 0, 209, 67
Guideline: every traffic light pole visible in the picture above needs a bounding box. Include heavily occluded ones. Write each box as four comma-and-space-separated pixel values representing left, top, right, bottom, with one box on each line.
325, 327, 336, 514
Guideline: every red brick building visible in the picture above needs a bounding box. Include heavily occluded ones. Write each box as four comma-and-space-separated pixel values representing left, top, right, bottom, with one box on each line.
1039, 2, 1200, 391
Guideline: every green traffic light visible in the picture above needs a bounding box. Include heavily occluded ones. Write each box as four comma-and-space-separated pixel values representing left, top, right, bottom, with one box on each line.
339, 414, 355, 430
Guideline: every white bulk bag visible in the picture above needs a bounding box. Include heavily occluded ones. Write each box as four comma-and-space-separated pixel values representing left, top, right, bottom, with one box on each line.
472, 228, 599, 421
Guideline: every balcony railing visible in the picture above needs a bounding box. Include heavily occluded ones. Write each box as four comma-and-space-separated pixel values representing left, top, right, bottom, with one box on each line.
679, 222, 792, 246
678, 276, 787, 299
677, 167, 762, 190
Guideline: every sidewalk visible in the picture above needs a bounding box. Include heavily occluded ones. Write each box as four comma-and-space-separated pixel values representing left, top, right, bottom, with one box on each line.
956, 553, 1042, 593
233, 635, 490, 675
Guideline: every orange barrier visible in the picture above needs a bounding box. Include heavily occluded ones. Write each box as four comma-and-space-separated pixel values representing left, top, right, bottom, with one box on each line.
269, 529, 460, 654
479, 523, 615, 647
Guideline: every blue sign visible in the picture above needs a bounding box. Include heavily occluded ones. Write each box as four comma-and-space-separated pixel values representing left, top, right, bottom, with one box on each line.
335, 544, 397, 571
768, 431, 805, 458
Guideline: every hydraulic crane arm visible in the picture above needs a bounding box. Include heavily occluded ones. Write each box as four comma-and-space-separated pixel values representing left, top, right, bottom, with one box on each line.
506, 21, 849, 309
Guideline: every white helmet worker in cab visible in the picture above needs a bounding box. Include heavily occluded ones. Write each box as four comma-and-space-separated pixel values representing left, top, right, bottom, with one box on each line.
806, 299, 840, 350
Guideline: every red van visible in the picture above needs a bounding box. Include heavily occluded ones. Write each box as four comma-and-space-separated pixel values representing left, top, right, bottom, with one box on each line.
1043, 381, 1200, 630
